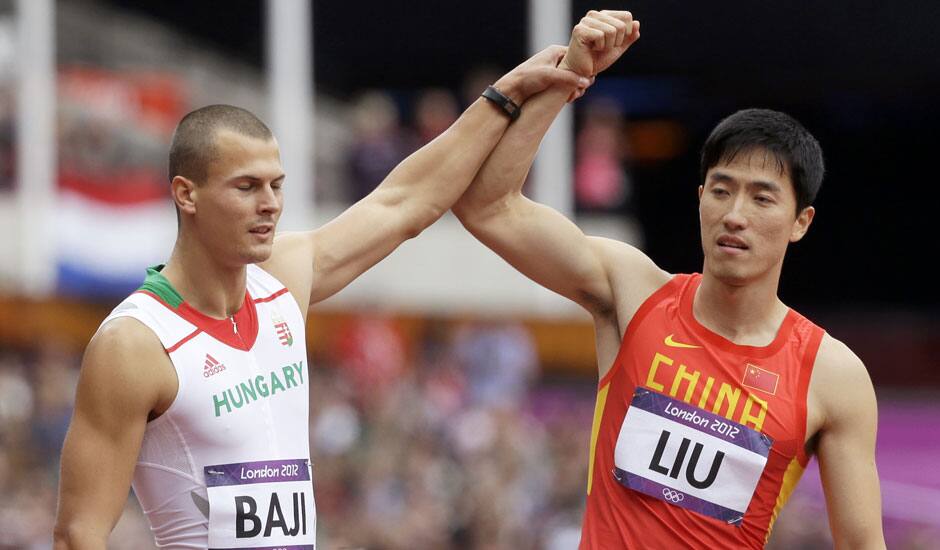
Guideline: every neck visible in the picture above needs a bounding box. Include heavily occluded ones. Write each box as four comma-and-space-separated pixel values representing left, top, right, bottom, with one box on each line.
694, 263, 788, 346
161, 235, 247, 319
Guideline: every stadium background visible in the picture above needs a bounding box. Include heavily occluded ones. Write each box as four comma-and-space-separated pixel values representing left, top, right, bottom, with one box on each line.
0, 0, 938, 548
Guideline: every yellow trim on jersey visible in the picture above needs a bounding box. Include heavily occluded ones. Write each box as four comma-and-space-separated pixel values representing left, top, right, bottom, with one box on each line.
765, 457, 807, 543
587, 382, 611, 496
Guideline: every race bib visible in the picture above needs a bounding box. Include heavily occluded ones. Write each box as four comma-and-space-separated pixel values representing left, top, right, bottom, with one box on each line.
205, 458, 316, 549
613, 388, 773, 526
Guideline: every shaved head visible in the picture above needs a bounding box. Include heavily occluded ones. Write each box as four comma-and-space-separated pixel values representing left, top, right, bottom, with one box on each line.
168, 104, 273, 184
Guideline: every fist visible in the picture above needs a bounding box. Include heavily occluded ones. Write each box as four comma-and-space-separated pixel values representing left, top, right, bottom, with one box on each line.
560, 10, 640, 78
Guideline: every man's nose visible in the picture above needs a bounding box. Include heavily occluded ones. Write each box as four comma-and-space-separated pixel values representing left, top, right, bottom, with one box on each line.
722, 196, 748, 230
258, 185, 281, 215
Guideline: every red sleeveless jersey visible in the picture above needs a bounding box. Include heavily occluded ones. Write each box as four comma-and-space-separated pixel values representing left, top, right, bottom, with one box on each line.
580, 273, 824, 549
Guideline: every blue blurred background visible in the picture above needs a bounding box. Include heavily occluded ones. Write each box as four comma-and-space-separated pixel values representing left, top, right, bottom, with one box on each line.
0, 1, 937, 548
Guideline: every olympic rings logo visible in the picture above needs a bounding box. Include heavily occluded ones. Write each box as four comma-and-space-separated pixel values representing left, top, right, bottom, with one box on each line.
662, 488, 685, 503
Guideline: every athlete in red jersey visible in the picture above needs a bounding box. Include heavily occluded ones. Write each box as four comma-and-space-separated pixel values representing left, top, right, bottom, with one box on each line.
581, 273, 823, 548
454, 9, 885, 549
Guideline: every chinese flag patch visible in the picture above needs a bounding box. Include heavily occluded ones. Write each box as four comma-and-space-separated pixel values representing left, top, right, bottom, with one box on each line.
742, 363, 779, 395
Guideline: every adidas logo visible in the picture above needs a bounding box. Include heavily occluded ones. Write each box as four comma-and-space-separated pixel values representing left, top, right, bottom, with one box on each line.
203, 353, 226, 378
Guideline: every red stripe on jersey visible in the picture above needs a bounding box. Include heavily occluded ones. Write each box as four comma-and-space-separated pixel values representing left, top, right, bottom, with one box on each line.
166, 327, 202, 353
254, 287, 289, 303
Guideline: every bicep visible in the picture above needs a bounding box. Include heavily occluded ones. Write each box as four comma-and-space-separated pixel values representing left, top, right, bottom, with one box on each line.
308, 190, 420, 304
814, 345, 885, 548
263, 191, 419, 308
461, 194, 616, 315
55, 322, 168, 545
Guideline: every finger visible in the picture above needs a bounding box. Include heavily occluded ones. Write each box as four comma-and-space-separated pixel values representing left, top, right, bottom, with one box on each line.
582, 12, 619, 50
602, 10, 634, 27
596, 10, 629, 48
542, 44, 568, 66
580, 16, 618, 51
568, 75, 594, 102
628, 21, 640, 44
575, 22, 608, 52
530, 44, 564, 67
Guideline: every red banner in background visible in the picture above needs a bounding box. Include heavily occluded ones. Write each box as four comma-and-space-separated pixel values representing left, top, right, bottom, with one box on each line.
58, 66, 187, 135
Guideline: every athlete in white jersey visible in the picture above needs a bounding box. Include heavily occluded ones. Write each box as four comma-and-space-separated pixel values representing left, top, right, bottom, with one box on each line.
53, 37, 595, 549
101, 264, 312, 547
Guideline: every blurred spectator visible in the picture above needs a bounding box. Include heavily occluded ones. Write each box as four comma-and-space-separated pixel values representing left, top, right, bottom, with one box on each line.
0, 355, 33, 429
412, 88, 460, 147
0, 86, 13, 192
461, 65, 503, 109
453, 321, 537, 411
574, 97, 634, 212
31, 345, 78, 459
346, 90, 410, 202
333, 314, 408, 405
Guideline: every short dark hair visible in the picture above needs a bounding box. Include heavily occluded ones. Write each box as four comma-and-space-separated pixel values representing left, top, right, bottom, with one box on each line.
700, 108, 824, 213
168, 104, 273, 184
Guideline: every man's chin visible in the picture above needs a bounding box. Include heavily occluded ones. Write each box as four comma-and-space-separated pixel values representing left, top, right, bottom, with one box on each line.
705, 263, 752, 287
241, 245, 274, 265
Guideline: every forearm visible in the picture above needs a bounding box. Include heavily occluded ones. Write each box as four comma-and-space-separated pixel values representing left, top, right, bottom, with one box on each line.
370, 45, 586, 233
453, 84, 571, 221
374, 95, 513, 233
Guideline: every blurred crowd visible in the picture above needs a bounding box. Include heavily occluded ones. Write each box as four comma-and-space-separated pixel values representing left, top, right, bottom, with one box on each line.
0, 317, 860, 550
310, 318, 589, 549
343, 79, 637, 217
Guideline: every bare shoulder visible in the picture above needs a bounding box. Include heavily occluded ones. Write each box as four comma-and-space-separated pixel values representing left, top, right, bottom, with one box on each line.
813, 333, 872, 392
87, 315, 166, 366
588, 236, 670, 328
80, 316, 176, 418
809, 333, 877, 429
258, 231, 316, 315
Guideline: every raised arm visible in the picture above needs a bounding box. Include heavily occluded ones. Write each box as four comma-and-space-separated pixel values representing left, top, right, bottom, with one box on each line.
453, 11, 664, 321
54, 319, 175, 549
810, 335, 886, 549
261, 47, 589, 311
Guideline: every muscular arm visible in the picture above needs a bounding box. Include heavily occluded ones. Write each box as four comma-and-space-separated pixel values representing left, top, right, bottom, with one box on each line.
261, 48, 588, 312
452, 85, 620, 315
452, 12, 664, 322
54, 319, 175, 549
810, 335, 885, 549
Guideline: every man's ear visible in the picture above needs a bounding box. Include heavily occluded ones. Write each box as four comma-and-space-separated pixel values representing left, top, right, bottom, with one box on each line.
790, 206, 815, 242
171, 175, 197, 215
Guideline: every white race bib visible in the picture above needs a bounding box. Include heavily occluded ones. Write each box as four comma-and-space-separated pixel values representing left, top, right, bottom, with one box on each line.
205, 458, 316, 549
613, 388, 773, 526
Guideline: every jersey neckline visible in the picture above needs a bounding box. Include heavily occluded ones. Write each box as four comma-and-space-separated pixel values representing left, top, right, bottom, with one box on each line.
136, 265, 259, 351
682, 273, 796, 359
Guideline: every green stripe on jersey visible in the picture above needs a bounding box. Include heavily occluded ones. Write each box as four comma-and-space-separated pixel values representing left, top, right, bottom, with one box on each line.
138, 265, 183, 308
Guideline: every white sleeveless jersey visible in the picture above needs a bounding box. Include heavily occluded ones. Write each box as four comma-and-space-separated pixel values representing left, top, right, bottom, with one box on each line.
100, 264, 315, 549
